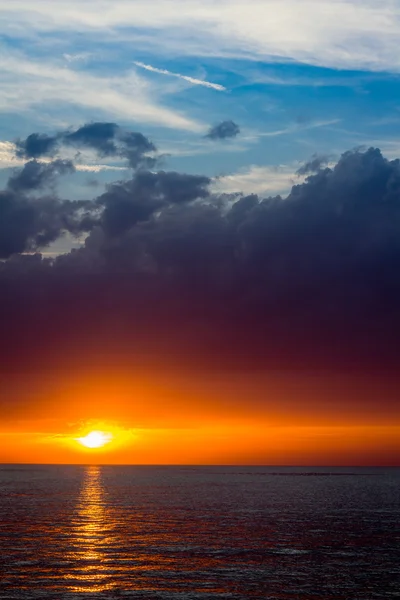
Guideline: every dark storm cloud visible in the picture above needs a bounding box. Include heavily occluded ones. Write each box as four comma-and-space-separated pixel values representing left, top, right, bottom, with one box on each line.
296, 154, 330, 175
15, 133, 60, 159
119, 132, 157, 169
7, 159, 75, 192
206, 120, 240, 140
63, 122, 119, 156
14, 123, 157, 169
0, 189, 37, 258
0, 189, 92, 258
2, 138, 400, 375
0, 159, 91, 258
98, 171, 211, 236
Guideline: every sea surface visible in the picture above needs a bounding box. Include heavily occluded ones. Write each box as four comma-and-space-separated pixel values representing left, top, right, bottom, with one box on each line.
0, 465, 399, 599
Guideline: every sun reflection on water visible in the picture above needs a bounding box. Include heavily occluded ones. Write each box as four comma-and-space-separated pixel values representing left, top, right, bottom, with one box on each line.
64, 466, 116, 593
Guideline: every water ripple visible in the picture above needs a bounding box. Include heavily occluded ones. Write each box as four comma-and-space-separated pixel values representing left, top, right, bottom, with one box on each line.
0, 466, 399, 598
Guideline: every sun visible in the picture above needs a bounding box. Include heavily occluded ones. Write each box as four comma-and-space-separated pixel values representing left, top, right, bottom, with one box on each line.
76, 430, 113, 449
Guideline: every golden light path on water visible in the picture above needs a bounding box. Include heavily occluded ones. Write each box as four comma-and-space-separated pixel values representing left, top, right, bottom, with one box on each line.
64, 466, 116, 594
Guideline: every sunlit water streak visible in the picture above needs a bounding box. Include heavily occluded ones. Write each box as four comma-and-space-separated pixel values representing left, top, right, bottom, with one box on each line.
63, 466, 116, 594
0, 466, 399, 599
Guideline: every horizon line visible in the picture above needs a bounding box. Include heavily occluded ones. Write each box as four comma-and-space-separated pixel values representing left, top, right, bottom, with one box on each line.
1, 463, 399, 468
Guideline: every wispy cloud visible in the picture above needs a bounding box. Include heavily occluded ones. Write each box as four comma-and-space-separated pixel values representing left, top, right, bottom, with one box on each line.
75, 164, 128, 173
0, 51, 204, 132
0, 141, 128, 172
133, 61, 226, 91
244, 71, 377, 89
238, 119, 341, 143
2, 1, 400, 72
63, 52, 93, 63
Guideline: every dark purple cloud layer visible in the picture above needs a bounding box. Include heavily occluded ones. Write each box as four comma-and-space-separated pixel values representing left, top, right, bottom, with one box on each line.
2, 124, 400, 379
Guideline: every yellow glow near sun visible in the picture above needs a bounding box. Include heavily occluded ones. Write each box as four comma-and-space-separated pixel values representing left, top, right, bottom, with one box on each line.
76, 430, 113, 449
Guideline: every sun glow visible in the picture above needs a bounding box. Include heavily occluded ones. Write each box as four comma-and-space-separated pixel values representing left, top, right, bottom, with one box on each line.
76, 431, 113, 449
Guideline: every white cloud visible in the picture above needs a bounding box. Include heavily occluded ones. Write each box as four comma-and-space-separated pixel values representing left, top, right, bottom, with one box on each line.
255, 119, 341, 139
134, 62, 226, 91
0, 51, 203, 132
75, 164, 128, 173
63, 52, 93, 63
213, 164, 303, 197
0, 141, 21, 168
2, 1, 400, 72
0, 141, 128, 172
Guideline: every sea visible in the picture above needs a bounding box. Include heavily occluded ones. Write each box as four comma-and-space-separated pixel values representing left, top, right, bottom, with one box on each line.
0, 465, 399, 599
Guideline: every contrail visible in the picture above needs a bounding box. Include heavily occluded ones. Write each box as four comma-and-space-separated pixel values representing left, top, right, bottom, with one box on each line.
134, 61, 226, 91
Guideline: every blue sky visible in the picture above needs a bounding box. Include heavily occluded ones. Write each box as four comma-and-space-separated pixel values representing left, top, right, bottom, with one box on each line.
2, 0, 400, 201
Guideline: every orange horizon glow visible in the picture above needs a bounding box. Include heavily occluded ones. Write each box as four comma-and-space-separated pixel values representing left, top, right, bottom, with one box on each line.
0, 422, 399, 466
1, 367, 399, 466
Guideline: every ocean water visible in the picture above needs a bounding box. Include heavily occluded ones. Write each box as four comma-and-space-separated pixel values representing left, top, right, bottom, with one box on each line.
0, 466, 399, 599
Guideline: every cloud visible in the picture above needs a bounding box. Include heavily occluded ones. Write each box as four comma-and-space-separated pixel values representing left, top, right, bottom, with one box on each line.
0, 135, 117, 257
15, 122, 158, 169
2, 130, 400, 379
0, 140, 129, 173
74, 164, 128, 173
256, 119, 341, 139
134, 61, 226, 91
15, 134, 60, 160
0, 188, 92, 259
0, 125, 211, 255
2, 1, 400, 72
213, 164, 300, 196
296, 154, 331, 175
7, 159, 75, 192
63, 52, 93, 63
206, 121, 240, 140
0, 141, 26, 168
98, 170, 211, 235
63, 122, 120, 156
0, 52, 203, 132
243, 71, 366, 88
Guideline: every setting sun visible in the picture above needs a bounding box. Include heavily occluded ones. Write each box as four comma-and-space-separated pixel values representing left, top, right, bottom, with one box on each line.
76, 431, 113, 449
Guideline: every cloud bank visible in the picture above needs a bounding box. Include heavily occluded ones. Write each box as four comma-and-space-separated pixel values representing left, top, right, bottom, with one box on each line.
2, 123, 400, 380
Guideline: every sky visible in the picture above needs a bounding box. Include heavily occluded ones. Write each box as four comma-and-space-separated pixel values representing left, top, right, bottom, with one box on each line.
0, 0, 400, 465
